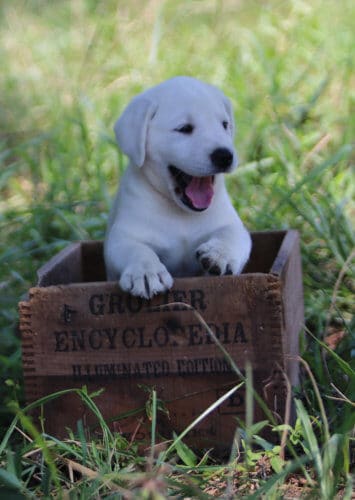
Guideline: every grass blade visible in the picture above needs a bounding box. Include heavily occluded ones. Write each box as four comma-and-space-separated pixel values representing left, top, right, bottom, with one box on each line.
0, 468, 23, 491
294, 399, 323, 479
163, 383, 244, 460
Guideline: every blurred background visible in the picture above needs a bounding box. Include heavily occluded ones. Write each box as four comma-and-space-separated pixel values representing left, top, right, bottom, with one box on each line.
0, 0, 354, 431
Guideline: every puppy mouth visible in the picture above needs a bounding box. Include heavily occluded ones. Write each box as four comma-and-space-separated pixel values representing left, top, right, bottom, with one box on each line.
169, 165, 215, 211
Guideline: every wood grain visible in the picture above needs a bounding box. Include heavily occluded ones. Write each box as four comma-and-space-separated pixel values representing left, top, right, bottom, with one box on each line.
19, 230, 303, 449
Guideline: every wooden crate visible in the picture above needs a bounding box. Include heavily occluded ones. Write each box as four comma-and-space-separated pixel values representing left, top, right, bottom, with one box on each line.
19, 230, 303, 450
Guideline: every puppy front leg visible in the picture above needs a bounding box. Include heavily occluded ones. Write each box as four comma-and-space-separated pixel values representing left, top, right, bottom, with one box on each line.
105, 241, 173, 299
196, 224, 252, 276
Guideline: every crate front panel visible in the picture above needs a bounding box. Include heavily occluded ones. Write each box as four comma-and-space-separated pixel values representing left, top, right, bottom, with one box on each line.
21, 274, 283, 382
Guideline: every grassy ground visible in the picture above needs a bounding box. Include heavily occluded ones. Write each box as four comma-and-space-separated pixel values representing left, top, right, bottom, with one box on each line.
0, 0, 354, 497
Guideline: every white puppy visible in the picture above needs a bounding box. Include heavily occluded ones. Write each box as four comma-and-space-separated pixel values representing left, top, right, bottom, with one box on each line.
104, 76, 251, 299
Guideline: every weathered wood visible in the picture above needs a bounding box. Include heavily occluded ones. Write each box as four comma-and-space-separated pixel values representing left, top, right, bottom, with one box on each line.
37, 242, 83, 286
19, 230, 304, 450
271, 230, 304, 387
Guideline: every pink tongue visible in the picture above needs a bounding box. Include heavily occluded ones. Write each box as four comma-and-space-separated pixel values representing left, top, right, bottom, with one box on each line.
185, 176, 214, 209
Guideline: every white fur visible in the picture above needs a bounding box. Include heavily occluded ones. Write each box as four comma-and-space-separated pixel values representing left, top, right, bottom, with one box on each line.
104, 76, 251, 298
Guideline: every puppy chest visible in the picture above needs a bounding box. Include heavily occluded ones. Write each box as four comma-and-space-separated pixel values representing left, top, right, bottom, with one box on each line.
156, 238, 201, 277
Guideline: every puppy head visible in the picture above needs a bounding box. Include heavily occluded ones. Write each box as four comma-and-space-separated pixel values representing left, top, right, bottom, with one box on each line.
114, 76, 237, 212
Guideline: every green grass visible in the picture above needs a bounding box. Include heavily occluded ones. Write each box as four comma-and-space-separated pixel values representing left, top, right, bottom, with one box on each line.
0, 0, 354, 497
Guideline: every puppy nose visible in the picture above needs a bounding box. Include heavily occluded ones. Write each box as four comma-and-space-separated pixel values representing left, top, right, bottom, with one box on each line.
210, 148, 234, 172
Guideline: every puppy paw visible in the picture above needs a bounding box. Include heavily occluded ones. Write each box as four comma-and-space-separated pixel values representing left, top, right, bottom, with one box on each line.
196, 239, 248, 276
119, 262, 173, 299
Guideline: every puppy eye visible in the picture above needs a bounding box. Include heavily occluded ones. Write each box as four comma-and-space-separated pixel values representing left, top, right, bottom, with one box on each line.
222, 121, 229, 130
175, 124, 194, 134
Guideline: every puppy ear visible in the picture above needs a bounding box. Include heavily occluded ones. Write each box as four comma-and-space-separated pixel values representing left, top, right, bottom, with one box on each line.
222, 95, 236, 136
114, 96, 158, 167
